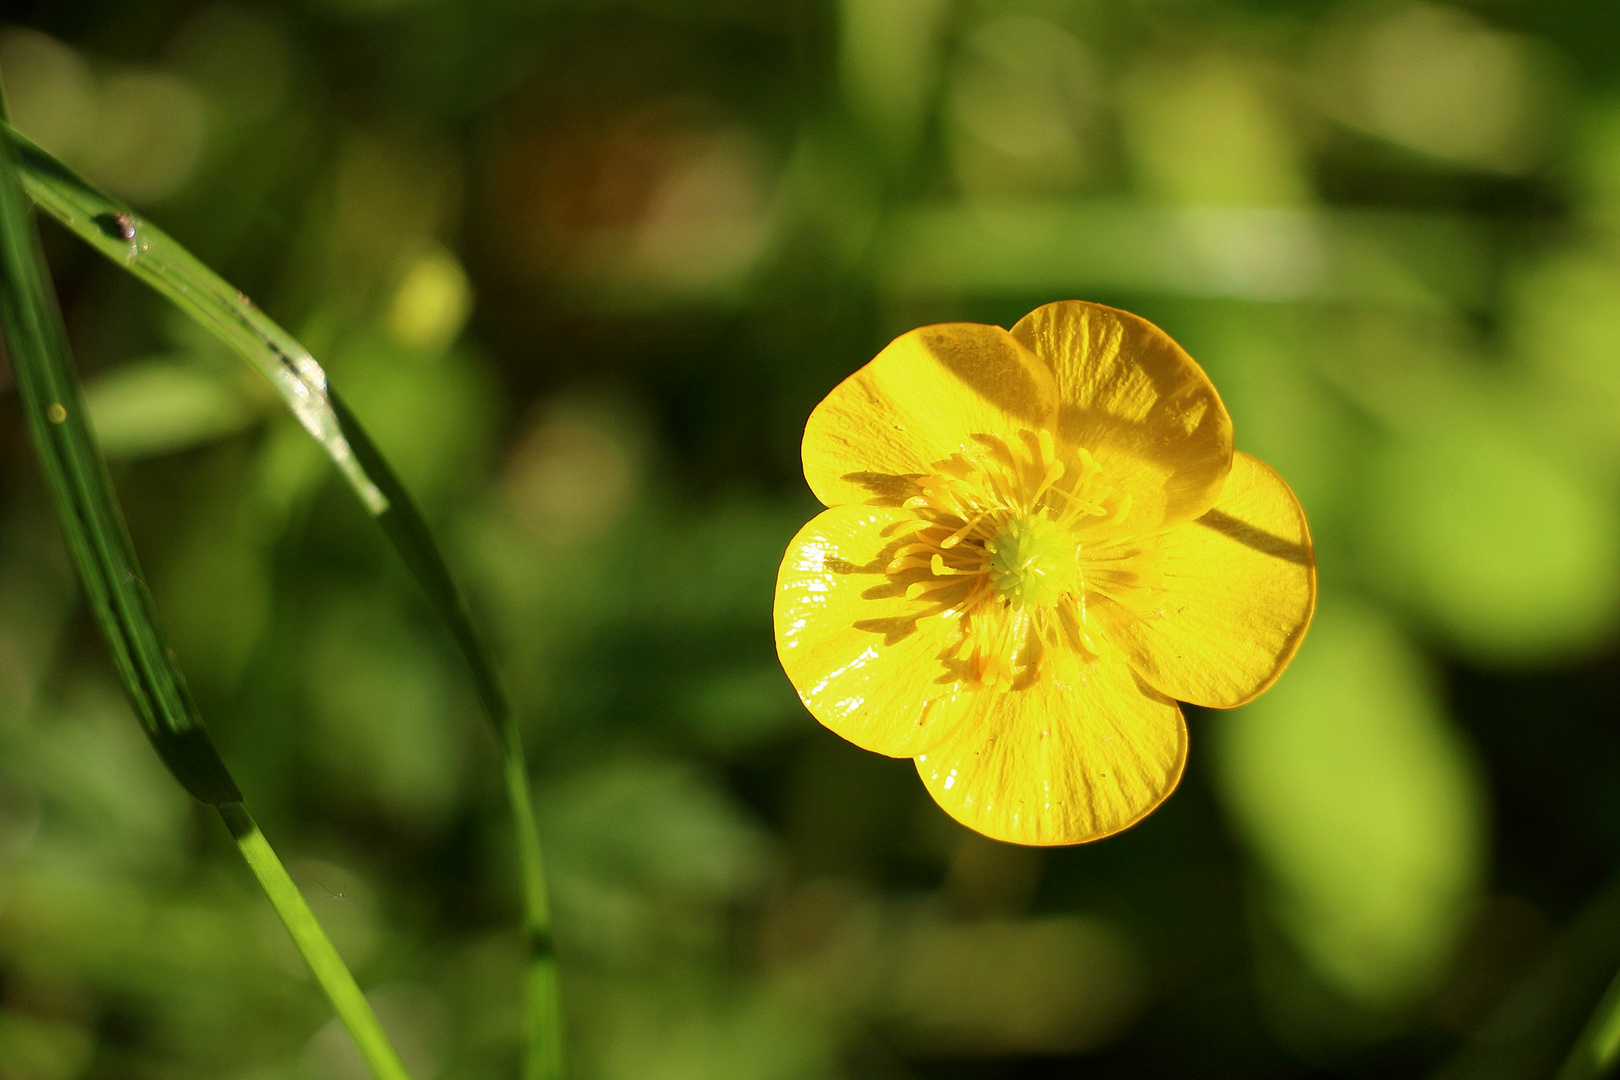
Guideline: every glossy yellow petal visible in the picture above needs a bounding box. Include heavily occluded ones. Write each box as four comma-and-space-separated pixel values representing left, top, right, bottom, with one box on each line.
775, 504, 975, 757
915, 659, 1186, 845
1011, 301, 1232, 530
1109, 451, 1316, 708
803, 322, 1060, 508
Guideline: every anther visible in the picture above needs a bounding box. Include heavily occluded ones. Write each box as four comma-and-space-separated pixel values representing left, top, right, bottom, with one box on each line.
939, 513, 985, 549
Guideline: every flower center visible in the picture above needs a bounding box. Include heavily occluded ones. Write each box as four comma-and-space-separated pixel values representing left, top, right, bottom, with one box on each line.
877, 427, 1154, 687
987, 513, 1080, 609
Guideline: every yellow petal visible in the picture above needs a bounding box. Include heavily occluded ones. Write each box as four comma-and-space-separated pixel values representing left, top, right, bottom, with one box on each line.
775, 504, 975, 757
803, 322, 1060, 508
1109, 451, 1316, 708
915, 659, 1186, 845
1011, 301, 1232, 530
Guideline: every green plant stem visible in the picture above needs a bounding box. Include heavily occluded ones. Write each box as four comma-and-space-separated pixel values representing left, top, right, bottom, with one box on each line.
0, 90, 238, 807
329, 396, 564, 1080
1559, 966, 1620, 1080
2, 121, 564, 1079
0, 79, 415, 1080
220, 804, 412, 1080
506, 729, 562, 1080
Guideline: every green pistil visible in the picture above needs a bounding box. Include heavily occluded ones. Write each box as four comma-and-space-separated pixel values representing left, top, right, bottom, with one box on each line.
987, 513, 1080, 608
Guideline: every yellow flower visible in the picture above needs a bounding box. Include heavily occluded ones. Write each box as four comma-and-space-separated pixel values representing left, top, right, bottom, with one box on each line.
773, 301, 1316, 845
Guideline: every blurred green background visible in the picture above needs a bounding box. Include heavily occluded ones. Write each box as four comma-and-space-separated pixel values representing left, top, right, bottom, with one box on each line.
1, 0, 1619, 1077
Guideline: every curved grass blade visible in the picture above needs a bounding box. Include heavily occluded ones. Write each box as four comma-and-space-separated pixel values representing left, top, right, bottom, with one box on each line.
0, 90, 411, 1080
331, 395, 561, 1080
1558, 965, 1620, 1080
2, 122, 564, 1080
1437, 870, 1620, 1080
3, 124, 385, 515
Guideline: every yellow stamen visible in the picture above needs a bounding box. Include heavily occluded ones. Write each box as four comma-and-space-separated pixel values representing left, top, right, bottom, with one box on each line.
882, 427, 1157, 686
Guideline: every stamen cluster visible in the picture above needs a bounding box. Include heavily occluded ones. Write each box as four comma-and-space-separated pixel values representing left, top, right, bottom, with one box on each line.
882, 428, 1159, 688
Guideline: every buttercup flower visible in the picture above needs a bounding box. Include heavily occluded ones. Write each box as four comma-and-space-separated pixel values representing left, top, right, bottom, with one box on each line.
774, 301, 1315, 845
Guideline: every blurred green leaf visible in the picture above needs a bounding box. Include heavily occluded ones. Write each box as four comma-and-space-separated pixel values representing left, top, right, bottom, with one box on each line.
1120, 53, 1309, 207
1309, 5, 1564, 175
589, 982, 837, 1080
678, 667, 805, 754
839, 0, 951, 164
1512, 243, 1620, 408
1181, 305, 1358, 526
307, 597, 468, 826
879, 912, 1147, 1056
0, 1009, 94, 1080
542, 759, 774, 969
944, 15, 1102, 199
83, 357, 257, 459
1359, 425, 1620, 664
155, 499, 273, 692
1214, 597, 1488, 1014
877, 201, 1491, 307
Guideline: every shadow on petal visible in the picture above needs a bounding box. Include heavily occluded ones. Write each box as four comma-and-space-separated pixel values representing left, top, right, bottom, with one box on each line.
839, 470, 923, 505
1197, 508, 1313, 565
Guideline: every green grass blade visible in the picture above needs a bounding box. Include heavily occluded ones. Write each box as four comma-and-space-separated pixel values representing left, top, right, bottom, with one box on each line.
2, 121, 564, 1079
0, 83, 413, 1080
1558, 966, 1620, 1080
221, 804, 412, 1080
1, 122, 385, 515
0, 112, 236, 807
330, 396, 563, 1080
